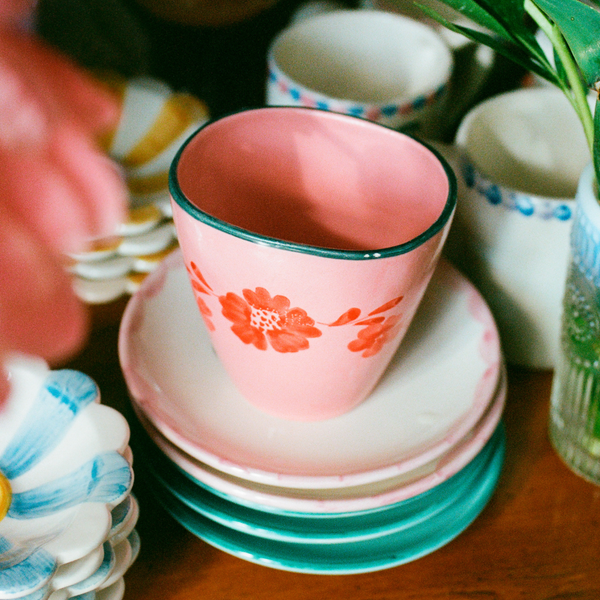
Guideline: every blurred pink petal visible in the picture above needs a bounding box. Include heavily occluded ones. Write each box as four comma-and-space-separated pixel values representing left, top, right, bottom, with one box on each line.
0, 30, 121, 147
0, 127, 126, 254
0, 201, 88, 361
0, 0, 35, 27
49, 127, 127, 243
0, 24, 129, 407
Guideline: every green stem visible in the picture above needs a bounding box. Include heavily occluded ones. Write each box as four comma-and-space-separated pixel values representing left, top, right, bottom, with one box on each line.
524, 0, 595, 157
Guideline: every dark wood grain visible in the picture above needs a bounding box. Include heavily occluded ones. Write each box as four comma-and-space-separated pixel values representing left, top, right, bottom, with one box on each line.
64, 314, 600, 600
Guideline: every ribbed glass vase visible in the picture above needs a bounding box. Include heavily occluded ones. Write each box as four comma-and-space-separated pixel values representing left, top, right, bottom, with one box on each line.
549, 164, 600, 484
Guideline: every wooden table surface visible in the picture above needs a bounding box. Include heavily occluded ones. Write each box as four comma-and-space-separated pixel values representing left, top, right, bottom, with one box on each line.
65, 310, 600, 600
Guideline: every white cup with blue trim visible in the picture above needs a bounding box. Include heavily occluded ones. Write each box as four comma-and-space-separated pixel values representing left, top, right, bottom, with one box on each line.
266, 9, 453, 134
448, 86, 591, 369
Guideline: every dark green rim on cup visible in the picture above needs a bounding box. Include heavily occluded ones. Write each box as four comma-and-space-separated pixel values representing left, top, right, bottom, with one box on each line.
169, 106, 457, 261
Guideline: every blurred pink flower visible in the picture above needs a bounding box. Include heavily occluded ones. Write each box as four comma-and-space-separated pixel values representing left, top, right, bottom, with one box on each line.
0, 3, 127, 404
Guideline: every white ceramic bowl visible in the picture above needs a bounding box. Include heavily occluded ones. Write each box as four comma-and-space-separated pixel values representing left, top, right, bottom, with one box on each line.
267, 9, 453, 133
0, 355, 134, 599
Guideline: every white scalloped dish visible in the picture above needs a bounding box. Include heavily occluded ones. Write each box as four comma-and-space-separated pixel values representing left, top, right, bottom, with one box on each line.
0, 355, 134, 599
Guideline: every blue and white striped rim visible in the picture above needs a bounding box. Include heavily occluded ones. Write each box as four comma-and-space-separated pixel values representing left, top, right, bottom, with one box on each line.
461, 159, 575, 221
267, 63, 447, 122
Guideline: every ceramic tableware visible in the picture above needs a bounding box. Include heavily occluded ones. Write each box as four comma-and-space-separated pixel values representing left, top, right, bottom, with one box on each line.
46, 496, 138, 596
103, 75, 210, 205
48, 546, 106, 595
450, 86, 590, 368
0, 356, 135, 600
66, 532, 140, 598
169, 106, 457, 420
266, 9, 453, 134
30, 527, 139, 600
107, 497, 139, 548
138, 418, 504, 544
120, 252, 500, 488
67, 75, 209, 305
146, 424, 504, 573
15, 511, 139, 600
364, 0, 496, 140
46, 577, 126, 600
132, 367, 504, 516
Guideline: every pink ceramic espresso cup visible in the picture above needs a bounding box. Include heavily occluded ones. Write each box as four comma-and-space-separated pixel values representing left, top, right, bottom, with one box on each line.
170, 107, 456, 421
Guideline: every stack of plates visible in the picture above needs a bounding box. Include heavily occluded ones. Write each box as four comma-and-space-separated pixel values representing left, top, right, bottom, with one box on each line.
67, 76, 210, 305
119, 251, 506, 574
67, 199, 177, 305
0, 356, 139, 600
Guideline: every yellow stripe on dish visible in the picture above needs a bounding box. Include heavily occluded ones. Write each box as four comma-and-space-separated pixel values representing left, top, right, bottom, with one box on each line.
0, 472, 11, 522
123, 94, 210, 167
126, 171, 170, 195
128, 203, 164, 227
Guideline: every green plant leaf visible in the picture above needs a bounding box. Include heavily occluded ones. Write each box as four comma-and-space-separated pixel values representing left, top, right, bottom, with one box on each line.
412, 0, 513, 41
419, 6, 559, 85
461, 25, 560, 83
533, 0, 600, 86
477, 0, 530, 35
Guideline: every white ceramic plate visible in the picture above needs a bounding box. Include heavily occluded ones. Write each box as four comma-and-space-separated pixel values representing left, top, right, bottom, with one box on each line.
134, 367, 504, 514
120, 251, 502, 489
0, 356, 134, 600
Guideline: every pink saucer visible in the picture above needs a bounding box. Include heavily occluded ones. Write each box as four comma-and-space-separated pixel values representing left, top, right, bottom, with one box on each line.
119, 251, 502, 490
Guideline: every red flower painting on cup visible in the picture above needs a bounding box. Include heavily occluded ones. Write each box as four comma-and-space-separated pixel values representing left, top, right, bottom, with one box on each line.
186, 260, 404, 358
219, 288, 322, 353
347, 314, 403, 357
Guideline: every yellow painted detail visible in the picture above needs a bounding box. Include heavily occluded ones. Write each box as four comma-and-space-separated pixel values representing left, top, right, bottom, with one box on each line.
127, 203, 163, 227
86, 235, 123, 254
126, 171, 170, 195
0, 472, 11, 523
123, 94, 210, 167
136, 240, 179, 267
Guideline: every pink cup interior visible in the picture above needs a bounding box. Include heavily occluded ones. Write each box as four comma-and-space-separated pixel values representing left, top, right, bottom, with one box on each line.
174, 108, 451, 252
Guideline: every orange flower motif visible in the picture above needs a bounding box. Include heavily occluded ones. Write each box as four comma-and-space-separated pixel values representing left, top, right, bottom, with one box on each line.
193, 294, 215, 332
219, 287, 322, 352
186, 262, 215, 331
348, 314, 402, 358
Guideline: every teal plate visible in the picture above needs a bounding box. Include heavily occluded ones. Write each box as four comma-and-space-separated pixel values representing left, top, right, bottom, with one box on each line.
143, 426, 505, 573
138, 423, 504, 545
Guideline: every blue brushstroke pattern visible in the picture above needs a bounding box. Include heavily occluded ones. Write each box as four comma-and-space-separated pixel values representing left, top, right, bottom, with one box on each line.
0, 536, 39, 570
71, 592, 96, 600
0, 546, 55, 598
0, 370, 98, 480
8, 452, 131, 519
68, 542, 114, 595
110, 496, 132, 532
0, 536, 11, 555
16, 585, 51, 600
71, 593, 96, 600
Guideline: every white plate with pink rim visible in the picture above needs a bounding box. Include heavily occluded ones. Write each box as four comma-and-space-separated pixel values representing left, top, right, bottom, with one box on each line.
134, 366, 505, 514
119, 250, 502, 490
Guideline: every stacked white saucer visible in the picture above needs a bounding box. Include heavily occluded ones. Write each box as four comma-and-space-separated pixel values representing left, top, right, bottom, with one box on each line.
67, 76, 210, 305
0, 356, 139, 599
120, 251, 506, 574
